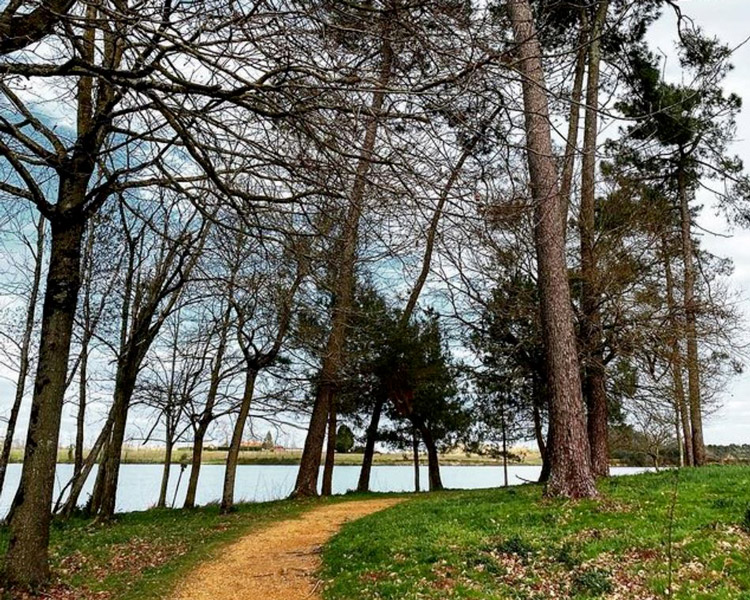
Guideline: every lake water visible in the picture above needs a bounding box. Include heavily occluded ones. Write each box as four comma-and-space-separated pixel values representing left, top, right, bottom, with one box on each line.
0, 464, 651, 517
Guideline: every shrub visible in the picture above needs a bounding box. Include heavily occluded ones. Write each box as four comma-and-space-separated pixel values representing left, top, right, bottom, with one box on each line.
741, 504, 750, 533
572, 567, 613, 597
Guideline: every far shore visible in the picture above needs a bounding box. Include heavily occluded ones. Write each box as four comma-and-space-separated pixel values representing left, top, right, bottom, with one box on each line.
8, 447, 544, 467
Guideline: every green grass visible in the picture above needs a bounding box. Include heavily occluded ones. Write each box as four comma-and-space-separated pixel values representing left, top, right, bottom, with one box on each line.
0, 497, 331, 599
321, 466, 750, 600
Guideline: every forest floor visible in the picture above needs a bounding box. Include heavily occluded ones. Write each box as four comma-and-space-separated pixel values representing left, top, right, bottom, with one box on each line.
321, 465, 750, 599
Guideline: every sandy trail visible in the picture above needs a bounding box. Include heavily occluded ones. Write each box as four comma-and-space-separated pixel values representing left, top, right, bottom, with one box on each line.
171, 498, 402, 600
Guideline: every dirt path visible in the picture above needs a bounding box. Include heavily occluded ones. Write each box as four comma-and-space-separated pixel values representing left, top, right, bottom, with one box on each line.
171, 498, 402, 600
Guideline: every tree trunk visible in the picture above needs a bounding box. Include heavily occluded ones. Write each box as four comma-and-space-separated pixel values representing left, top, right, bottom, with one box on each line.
0, 214, 45, 495
184, 306, 231, 508
75, 342, 88, 477
412, 428, 420, 493
413, 417, 442, 491
157, 438, 173, 509
90, 365, 137, 519
508, 0, 597, 499
356, 394, 384, 493
292, 11, 393, 498
89, 232, 138, 519
501, 403, 509, 487
58, 412, 113, 516
539, 419, 553, 483
677, 162, 705, 466
531, 378, 546, 464
579, 0, 610, 479
662, 235, 693, 466
6, 213, 85, 587
184, 420, 208, 509
559, 23, 588, 233
674, 408, 683, 467
293, 383, 332, 498
220, 368, 257, 514
74, 220, 96, 479
322, 400, 337, 496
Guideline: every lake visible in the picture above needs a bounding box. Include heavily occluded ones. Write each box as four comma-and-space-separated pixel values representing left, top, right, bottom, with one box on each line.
0, 464, 651, 516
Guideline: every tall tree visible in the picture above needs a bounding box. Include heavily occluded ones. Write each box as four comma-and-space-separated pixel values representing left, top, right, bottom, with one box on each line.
615, 29, 750, 465
507, 0, 597, 498
579, 0, 611, 478
292, 2, 394, 498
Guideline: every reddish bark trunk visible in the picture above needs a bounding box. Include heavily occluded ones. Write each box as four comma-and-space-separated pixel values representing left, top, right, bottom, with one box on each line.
508, 0, 597, 498
677, 162, 705, 466
662, 236, 693, 466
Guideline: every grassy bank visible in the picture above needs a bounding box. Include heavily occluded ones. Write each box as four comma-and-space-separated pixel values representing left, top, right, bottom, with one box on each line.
0, 498, 325, 600
11, 447, 543, 467
322, 466, 750, 599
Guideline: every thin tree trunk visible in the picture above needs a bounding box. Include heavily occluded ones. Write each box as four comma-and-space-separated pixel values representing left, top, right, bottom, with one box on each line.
662, 235, 693, 466
674, 407, 683, 467
579, 0, 610, 479
539, 420, 553, 483
422, 427, 443, 492
292, 10, 393, 498
322, 400, 337, 496
0, 214, 45, 495
356, 394, 384, 493
532, 403, 546, 461
157, 437, 173, 509
184, 421, 208, 509
75, 343, 88, 476
184, 319, 229, 508
89, 229, 137, 519
531, 376, 546, 464
58, 413, 113, 516
172, 464, 186, 508
501, 402, 509, 487
559, 23, 588, 233
90, 367, 136, 519
412, 428, 420, 493
220, 368, 257, 514
678, 160, 705, 466
74, 221, 96, 478
508, 0, 597, 499
413, 416, 442, 491
6, 213, 85, 587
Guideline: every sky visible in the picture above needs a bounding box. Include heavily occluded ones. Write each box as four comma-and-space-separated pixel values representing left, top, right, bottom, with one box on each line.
3, 1, 750, 450
645, 1, 750, 444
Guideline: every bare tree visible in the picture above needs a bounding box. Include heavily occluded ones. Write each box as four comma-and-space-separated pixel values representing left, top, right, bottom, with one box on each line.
220, 229, 307, 513
0, 213, 44, 494
292, 2, 394, 498
89, 199, 208, 519
0, 0, 76, 55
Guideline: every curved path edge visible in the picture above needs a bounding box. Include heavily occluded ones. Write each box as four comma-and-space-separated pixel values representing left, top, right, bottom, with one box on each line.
171, 497, 403, 600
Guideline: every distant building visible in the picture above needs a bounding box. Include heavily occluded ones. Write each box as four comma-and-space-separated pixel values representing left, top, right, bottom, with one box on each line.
239, 441, 263, 451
